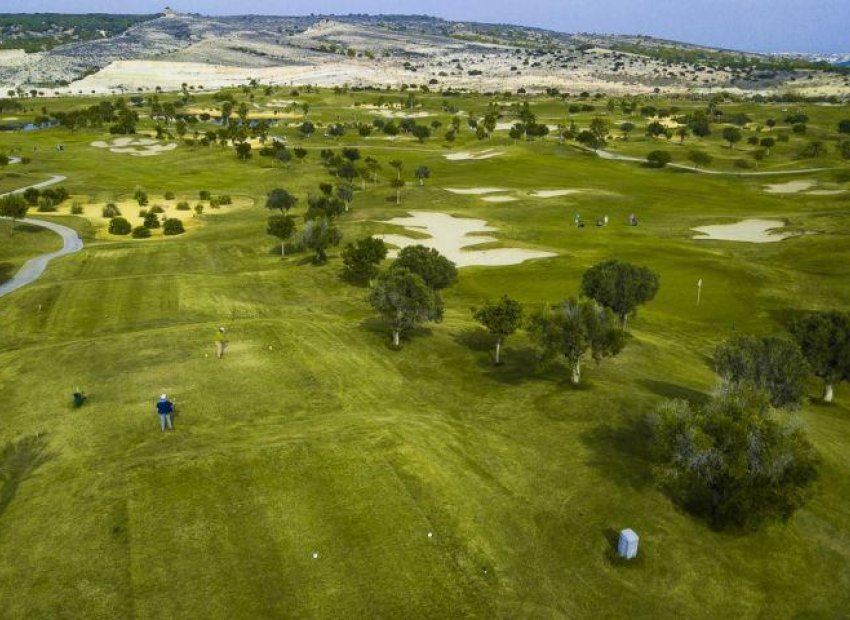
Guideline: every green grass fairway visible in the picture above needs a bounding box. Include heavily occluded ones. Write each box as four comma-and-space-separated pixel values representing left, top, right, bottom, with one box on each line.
1, 87, 849, 618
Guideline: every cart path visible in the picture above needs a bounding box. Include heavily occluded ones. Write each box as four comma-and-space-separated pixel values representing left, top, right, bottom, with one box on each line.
1, 174, 83, 299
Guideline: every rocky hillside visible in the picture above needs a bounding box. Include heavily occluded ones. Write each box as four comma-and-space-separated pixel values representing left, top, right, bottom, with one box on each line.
1, 12, 847, 97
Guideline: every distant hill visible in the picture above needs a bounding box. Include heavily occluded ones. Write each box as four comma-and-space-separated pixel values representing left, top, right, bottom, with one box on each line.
0, 12, 847, 97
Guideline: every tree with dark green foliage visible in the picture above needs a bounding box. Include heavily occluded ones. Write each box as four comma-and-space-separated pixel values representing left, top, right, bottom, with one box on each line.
722, 126, 743, 149
299, 121, 315, 138
415, 166, 431, 186
134, 188, 148, 207
839, 120, 850, 134
369, 267, 443, 348
473, 295, 524, 365
265, 188, 297, 213
789, 311, 850, 403
646, 150, 672, 168
0, 194, 29, 235
341, 237, 387, 285
131, 226, 151, 239
142, 211, 160, 229
302, 217, 342, 264
390, 178, 405, 205
647, 387, 819, 531
267, 214, 296, 256
293, 147, 308, 162
162, 218, 185, 236
108, 217, 131, 236
235, 141, 252, 160
336, 185, 354, 212
392, 245, 457, 290
527, 298, 626, 384
580, 260, 660, 329
713, 335, 809, 409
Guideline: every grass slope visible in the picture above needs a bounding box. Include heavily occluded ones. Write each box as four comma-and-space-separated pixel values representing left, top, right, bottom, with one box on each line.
0, 87, 849, 618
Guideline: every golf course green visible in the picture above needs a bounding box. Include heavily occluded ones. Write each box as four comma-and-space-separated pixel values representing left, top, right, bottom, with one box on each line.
1, 87, 849, 618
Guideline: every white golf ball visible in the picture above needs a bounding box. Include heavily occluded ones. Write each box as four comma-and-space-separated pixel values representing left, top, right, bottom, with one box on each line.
427, 532, 432, 538
312, 552, 318, 559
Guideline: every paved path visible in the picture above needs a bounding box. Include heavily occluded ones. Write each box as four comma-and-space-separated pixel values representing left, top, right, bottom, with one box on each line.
0, 175, 83, 299
586, 146, 836, 176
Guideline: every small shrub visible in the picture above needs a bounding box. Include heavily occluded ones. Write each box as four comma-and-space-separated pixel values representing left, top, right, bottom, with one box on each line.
734, 158, 754, 169
131, 226, 151, 239
70, 202, 84, 215
162, 218, 185, 235
102, 203, 121, 218
199, 190, 211, 200
164, 191, 176, 200
217, 194, 232, 205
176, 201, 191, 210
37, 197, 57, 212
138, 209, 148, 217
150, 205, 165, 214
194, 204, 204, 215
209, 197, 221, 208
646, 150, 673, 168
143, 211, 161, 229
109, 217, 132, 235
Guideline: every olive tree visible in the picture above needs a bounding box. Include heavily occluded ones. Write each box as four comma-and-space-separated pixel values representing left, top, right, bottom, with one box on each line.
266, 214, 296, 257
580, 260, 660, 329
369, 267, 443, 348
302, 217, 342, 264
713, 335, 809, 409
527, 298, 626, 384
393, 245, 457, 290
341, 236, 387, 285
266, 188, 298, 213
0, 194, 29, 236
647, 387, 819, 530
472, 295, 524, 365
789, 311, 850, 403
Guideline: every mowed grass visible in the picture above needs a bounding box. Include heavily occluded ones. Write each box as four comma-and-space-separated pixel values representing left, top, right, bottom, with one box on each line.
0, 89, 849, 618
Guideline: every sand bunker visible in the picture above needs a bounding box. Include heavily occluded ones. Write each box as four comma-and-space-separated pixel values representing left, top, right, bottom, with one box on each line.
530, 190, 581, 198
444, 149, 504, 161
764, 180, 815, 194
266, 99, 297, 108
692, 219, 793, 243
482, 196, 518, 203
91, 137, 177, 157
444, 187, 509, 195
374, 211, 555, 267
807, 189, 846, 196
378, 110, 431, 119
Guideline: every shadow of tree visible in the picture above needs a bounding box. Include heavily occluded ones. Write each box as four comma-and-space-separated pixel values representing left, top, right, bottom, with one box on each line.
0, 434, 53, 518
452, 326, 493, 353
579, 417, 655, 492
0, 262, 13, 285
359, 317, 434, 350
638, 379, 710, 405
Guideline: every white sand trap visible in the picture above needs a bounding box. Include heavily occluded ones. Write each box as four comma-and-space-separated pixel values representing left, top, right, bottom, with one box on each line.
806, 189, 846, 196
530, 190, 582, 198
482, 196, 518, 203
91, 137, 177, 156
444, 187, 509, 195
266, 99, 297, 108
378, 110, 432, 118
444, 149, 505, 161
374, 211, 555, 267
764, 180, 815, 194
692, 219, 793, 243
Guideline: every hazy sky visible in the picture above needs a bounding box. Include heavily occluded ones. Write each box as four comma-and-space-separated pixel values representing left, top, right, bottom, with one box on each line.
4, 0, 848, 54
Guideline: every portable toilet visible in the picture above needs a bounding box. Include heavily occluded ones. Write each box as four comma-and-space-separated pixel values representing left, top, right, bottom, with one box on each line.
617, 528, 639, 559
